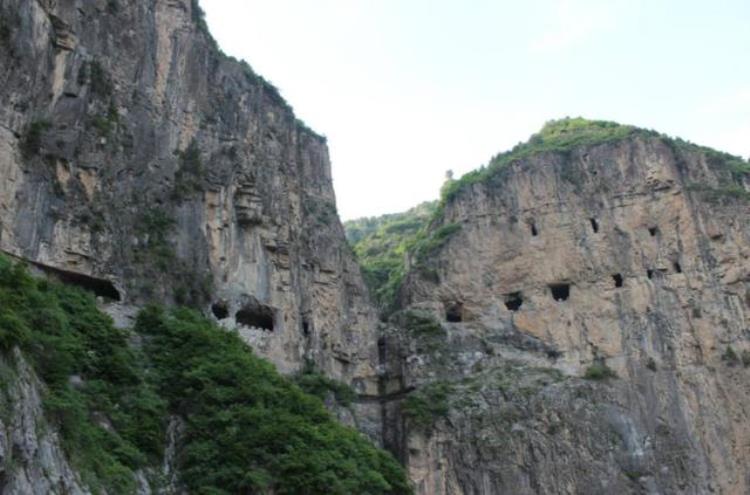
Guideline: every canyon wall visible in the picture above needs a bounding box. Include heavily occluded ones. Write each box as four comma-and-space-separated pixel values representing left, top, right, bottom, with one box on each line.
0, 0, 380, 403
382, 132, 750, 494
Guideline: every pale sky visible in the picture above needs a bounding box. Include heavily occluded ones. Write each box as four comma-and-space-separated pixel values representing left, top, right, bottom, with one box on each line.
202, 0, 750, 220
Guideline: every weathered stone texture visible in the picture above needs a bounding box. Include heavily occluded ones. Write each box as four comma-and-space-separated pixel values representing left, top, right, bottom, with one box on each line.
386, 137, 750, 494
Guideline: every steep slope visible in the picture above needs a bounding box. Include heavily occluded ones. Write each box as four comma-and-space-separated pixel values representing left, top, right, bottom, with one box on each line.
0, 0, 379, 401
0, 255, 409, 493
378, 119, 750, 494
345, 201, 436, 311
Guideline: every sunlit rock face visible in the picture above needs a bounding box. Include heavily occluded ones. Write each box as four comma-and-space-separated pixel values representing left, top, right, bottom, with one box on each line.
383, 135, 750, 494
0, 0, 379, 405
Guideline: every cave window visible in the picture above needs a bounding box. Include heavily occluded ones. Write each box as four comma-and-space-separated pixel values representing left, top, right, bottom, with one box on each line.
612, 274, 623, 288
445, 302, 463, 322
648, 226, 659, 237
302, 318, 311, 336
549, 283, 570, 302
504, 292, 523, 312
236, 303, 275, 331
590, 218, 599, 233
529, 221, 538, 237
647, 269, 654, 280
673, 261, 682, 273
211, 302, 229, 320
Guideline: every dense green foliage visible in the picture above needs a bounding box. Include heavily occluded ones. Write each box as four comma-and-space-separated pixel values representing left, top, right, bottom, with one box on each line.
136, 306, 410, 494
0, 255, 166, 493
0, 256, 410, 494
583, 361, 617, 380
346, 119, 748, 313
294, 362, 357, 407
345, 202, 436, 310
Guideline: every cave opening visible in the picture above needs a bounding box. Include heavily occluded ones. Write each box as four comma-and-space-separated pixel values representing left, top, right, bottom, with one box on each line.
549, 283, 570, 302
236, 303, 275, 331
211, 302, 229, 320
504, 292, 523, 312
648, 226, 659, 237
590, 218, 599, 233
612, 274, 624, 288
445, 302, 463, 322
530, 221, 539, 237
673, 261, 682, 273
302, 317, 311, 336
38, 263, 121, 301
647, 269, 654, 280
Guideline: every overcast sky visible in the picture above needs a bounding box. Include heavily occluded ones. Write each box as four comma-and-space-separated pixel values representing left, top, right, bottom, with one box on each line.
202, 0, 750, 220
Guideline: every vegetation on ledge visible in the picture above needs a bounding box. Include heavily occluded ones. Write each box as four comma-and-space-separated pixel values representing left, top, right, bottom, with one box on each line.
0, 255, 411, 495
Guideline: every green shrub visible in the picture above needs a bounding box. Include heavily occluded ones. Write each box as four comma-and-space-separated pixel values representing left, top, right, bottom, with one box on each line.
21, 120, 52, 157
722, 346, 739, 366
172, 139, 205, 199
136, 306, 411, 494
583, 361, 617, 380
345, 202, 436, 311
0, 256, 411, 494
89, 61, 113, 98
0, 255, 166, 493
402, 381, 453, 432
294, 363, 357, 407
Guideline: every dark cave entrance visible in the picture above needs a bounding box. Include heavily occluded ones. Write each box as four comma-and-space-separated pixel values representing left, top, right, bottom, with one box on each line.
529, 221, 539, 237
302, 317, 311, 336
590, 218, 599, 233
236, 300, 275, 331
612, 274, 624, 288
504, 292, 523, 312
549, 283, 570, 302
445, 302, 463, 322
33, 262, 121, 301
648, 226, 659, 237
673, 261, 682, 273
211, 302, 230, 320
647, 269, 654, 280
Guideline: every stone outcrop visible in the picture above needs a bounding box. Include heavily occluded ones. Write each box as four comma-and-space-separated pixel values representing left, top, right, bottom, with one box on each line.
0, 349, 89, 495
382, 133, 750, 494
0, 0, 379, 398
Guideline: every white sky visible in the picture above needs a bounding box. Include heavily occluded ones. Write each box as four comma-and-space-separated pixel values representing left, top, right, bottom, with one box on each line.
202, 0, 750, 220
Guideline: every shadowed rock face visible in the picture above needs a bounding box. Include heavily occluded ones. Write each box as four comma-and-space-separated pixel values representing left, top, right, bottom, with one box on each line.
0, 0, 379, 394
382, 136, 750, 494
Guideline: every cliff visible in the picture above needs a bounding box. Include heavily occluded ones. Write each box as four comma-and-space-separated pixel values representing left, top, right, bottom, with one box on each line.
0, 0, 379, 394
373, 119, 750, 494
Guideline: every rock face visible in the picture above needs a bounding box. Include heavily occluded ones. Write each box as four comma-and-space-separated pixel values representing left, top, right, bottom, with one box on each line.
382, 132, 750, 494
0, 349, 89, 495
0, 0, 379, 397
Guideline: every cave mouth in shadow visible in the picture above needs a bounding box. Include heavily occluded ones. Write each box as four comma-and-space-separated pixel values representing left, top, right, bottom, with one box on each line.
549, 283, 570, 302
673, 261, 682, 273
648, 226, 659, 237
612, 274, 624, 288
211, 302, 230, 320
445, 302, 463, 322
236, 300, 275, 331
504, 292, 523, 312
30, 261, 121, 301
590, 218, 599, 233
529, 221, 539, 237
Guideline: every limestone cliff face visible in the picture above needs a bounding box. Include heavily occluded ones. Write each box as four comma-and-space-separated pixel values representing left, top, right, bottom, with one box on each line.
0, 0, 379, 400
384, 134, 750, 494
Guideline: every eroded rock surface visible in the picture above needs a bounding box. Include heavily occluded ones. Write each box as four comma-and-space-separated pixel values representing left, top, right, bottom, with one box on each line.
0, 0, 378, 397
383, 135, 750, 494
